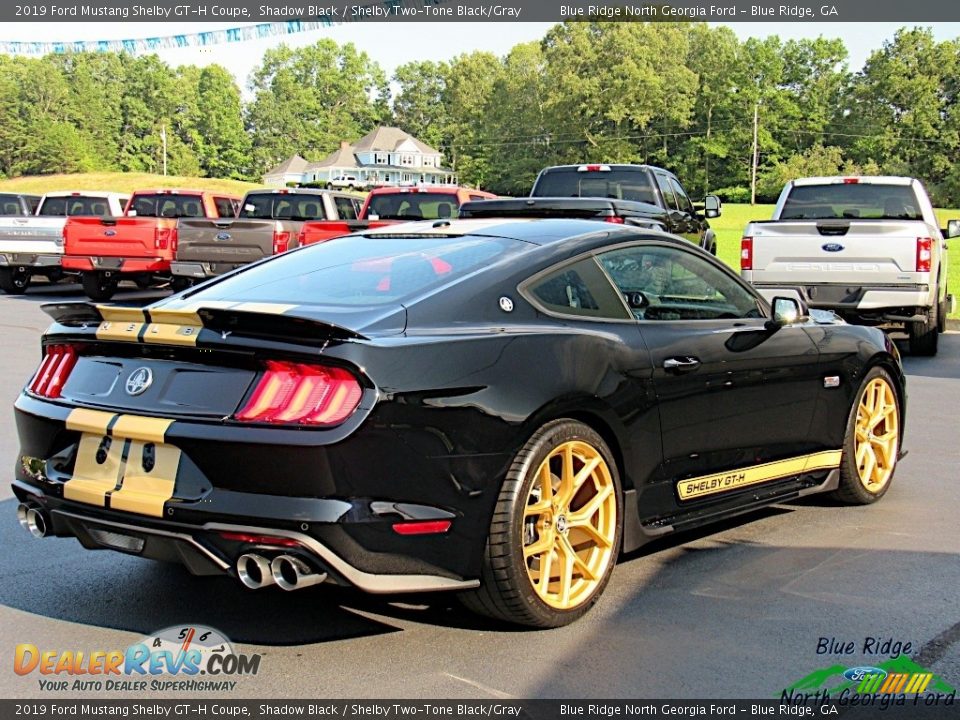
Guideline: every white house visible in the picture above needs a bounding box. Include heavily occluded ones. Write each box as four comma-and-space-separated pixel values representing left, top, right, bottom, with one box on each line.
262, 127, 458, 188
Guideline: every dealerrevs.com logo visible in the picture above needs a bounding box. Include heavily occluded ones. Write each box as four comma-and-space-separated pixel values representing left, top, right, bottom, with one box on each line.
14, 625, 262, 693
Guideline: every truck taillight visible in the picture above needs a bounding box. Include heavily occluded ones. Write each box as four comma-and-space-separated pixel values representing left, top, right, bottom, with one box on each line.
234, 361, 362, 426
155, 227, 177, 250
297, 228, 306, 246
916, 237, 932, 272
273, 231, 291, 254
29, 344, 78, 399
740, 237, 753, 270
604, 216, 625, 224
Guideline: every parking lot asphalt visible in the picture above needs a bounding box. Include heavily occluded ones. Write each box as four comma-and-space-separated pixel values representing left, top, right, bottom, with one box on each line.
0, 282, 957, 699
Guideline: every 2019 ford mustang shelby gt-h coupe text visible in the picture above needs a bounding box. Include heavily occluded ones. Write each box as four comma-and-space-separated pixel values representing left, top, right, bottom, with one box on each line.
12, 218, 905, 627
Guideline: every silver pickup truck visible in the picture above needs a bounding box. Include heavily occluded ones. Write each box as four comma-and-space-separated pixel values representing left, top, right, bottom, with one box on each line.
0, 191, 129, 294
172, 188, 362, 285
741, 176, 956, 355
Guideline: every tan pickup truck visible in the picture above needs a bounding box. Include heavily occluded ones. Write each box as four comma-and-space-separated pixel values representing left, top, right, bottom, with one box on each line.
171, 189, 362, 285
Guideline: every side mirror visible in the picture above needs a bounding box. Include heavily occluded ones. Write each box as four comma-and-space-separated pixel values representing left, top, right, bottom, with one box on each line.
704, 195, 722, 219
767, 296, 808, 330
946, 219, 960, 238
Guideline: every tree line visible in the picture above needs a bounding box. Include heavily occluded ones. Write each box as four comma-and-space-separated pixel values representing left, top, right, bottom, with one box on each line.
2, 23, 959, 204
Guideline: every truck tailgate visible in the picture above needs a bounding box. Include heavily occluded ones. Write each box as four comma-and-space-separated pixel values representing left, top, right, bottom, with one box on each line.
64, 217, 164, 259
176, 219, 275, 264
749, 220, 924, 284
0, 217, 66, 254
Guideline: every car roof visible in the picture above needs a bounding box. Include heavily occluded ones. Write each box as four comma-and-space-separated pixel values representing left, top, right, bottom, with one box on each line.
370, 186, 494, 196
42, 191, 129, 199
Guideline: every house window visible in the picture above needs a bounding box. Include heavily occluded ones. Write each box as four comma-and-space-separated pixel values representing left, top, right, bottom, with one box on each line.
375, 153, 387, 165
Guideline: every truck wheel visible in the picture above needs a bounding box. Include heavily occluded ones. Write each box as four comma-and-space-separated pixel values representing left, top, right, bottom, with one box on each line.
81, 272, 118, 302
325, 183, 333, 190
134, 276, 154, 290
0, 267, 31, 294
171, 277, 193, 293
908, 303, 939, 356
459, 419, 622, 627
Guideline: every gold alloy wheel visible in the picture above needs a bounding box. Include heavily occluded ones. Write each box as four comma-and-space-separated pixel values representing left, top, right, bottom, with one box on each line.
522, 440, 617, 609
854, 377, 900, 492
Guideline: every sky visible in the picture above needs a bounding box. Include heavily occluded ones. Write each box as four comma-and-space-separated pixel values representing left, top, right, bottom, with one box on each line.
3, 21, 960, 91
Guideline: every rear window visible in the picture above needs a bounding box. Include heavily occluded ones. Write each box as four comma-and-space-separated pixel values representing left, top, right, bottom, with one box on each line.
781, 184, 923, 220
213, 197, 238, 218
240, 194, 329, 221
0, 194, 25, 215
191, 235, 522, 307
129, 194, 206, 219
533, 168, 659, 204
366, 192, 459, 221
38, 196, 116, 216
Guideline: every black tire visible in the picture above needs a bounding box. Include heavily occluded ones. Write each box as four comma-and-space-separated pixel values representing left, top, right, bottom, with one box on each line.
459, 419, 622, 628
325, 183, 333, 190
170, 277, 193, 293
908, 302, 938, 356
0, 267, 31, 294
134, 276, 153, 290
81, 272, 118, 302
831, 366, 901, 505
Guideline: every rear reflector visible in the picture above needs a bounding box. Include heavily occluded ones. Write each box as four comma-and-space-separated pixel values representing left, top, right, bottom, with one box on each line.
392, 520, 452, 536
29, 344, 78, 398
740, 237, 753, 271
218, 531, 300, 548
234, 361, 362, 426
916, 237, 932, 272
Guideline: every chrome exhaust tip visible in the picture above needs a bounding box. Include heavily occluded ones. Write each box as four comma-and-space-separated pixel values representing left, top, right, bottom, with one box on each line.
17, 504, 48, 538
271, 555, 327, 591
236, 553, 275, 589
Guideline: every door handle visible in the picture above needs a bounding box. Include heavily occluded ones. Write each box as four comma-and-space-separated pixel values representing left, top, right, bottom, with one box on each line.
663, 356, 701, 373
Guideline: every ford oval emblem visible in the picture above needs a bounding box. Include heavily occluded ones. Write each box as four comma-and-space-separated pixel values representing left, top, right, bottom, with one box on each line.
104, 230, 116, 237
842, 667, 887, 682
125, 367, 153, 396
215, 232, 231, 241
822, 242, 844, 252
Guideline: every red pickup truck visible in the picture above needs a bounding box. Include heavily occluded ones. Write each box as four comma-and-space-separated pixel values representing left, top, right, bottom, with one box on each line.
298, 185, 496, 246
63, 189, 239, 300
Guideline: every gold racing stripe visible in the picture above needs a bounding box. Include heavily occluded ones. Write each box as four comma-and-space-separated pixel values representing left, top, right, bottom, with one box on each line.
95, 306, 147, 343
64, 434, 125, 508
65, 408, 115, 435
109, 441, 181, 517
677, 450, 843, 501
109, 415, 173, 444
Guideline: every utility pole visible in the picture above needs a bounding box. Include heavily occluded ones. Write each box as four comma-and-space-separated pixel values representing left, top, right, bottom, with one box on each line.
750, 101, 759, 206
161, 125, 168, 176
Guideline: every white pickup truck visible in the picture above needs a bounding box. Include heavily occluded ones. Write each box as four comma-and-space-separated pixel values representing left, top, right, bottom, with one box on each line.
0, 191, 129, 294
741, 176, 956, 355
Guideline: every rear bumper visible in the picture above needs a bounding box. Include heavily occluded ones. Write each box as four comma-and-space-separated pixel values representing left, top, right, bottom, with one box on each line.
752, 283, 933, 321
62, 256, 170, 274
0, 253, 62, 269
171, 260, 246, 279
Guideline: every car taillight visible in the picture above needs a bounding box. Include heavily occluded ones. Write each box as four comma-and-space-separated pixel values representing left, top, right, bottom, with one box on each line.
916, 237, 932, 272
740, 237, 753, 270
234, 361, 362, 426
604, 216, 625, 224
29, 344, 78, 398
273, 230, 291, 254
155, 226, 176, 250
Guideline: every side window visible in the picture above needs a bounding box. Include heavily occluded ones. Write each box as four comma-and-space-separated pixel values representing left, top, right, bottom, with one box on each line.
27, 197, 41, 214
334, 196, 358, 220
669, 177, 694, 214
525, 257, 630, 320
654, 174, 678, 211
597, 245, 761, 321
213, 197, 236, 217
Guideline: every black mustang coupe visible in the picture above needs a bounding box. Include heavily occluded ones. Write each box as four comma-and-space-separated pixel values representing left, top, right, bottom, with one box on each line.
13, 219, 905, 627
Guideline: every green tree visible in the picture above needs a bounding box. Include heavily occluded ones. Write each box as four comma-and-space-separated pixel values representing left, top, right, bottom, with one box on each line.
392, 60, 450, 151
192, 65, 251, 179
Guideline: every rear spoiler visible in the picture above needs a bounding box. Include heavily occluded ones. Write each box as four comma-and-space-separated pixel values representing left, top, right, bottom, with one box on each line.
40, 301, 367, 345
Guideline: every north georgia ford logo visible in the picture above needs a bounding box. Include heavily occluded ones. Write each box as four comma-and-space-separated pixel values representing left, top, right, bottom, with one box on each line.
125, 367, 153, 396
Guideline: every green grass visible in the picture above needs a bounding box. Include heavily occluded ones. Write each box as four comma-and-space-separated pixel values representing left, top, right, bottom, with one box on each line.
714, 203, 960, 319
0, 172, 261, 196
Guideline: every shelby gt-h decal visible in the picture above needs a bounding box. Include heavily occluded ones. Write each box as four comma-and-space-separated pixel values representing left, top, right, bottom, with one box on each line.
12, 219, 906, 627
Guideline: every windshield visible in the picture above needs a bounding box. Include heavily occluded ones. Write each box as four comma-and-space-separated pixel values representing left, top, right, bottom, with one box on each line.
240, 193, 329, 221
781, 184, 923, 220
128, 194, 206, 219
187, 234, 522, 307
366, 193, 460, 221
533, 168, 659, 204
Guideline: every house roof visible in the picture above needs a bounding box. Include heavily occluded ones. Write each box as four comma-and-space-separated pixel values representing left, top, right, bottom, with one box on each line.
352, 126, 441, 155
264, 154, 308, 176
306, 146, 359, 171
